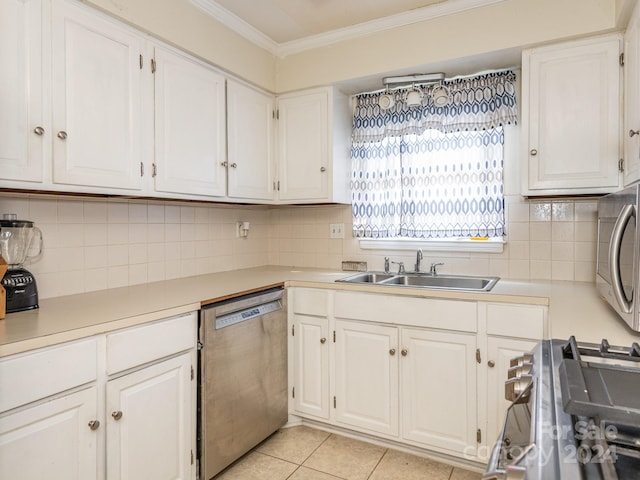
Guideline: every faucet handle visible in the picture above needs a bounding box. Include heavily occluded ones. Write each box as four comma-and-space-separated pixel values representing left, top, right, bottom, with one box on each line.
429, 262, 444, 275
391, 261, 405, 274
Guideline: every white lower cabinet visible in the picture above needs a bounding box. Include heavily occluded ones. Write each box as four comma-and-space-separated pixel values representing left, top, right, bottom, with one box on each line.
106, 352, 192, 480
288, 287, 548, 464
292, 314, 330, 420
401, 328, 477, 455
481, 302, 546, 452
0, 312, 197, 480
334, 320, 399, 437
0, 387, 99, 480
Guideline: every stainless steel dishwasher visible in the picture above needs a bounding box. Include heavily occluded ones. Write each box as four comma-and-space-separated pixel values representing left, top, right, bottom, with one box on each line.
198, 287, 287, 479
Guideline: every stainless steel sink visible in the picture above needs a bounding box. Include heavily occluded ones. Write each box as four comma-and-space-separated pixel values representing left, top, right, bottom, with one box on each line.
336, 272, 499, 292
335, 272, 396, 283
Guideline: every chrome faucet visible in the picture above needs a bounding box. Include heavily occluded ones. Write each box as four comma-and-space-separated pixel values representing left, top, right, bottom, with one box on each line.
429, 262, 444, 275
384, 256, 390, 274
414, 249, 423, 273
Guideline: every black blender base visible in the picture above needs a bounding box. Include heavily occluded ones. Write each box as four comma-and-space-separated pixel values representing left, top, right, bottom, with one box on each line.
2, 268, 39, 313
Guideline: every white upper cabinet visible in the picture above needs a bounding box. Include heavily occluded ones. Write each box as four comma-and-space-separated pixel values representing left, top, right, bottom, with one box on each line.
227, 79, 275, 201
51, 0, 144, 191
276, 87, 351, 204
0, 0, 44, 184
521, 34, 622, 196
624, 2, 640, 186
153, 46, 227, 198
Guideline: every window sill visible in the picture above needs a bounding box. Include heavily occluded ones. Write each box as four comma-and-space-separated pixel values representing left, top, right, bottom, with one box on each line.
358, 237, 505, 253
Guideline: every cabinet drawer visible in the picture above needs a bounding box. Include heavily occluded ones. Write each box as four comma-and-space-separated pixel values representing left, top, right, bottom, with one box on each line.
291, 288, 329, 317
334, 292, 477, 332
486, 303, 546, 339
106, 312, 196, 375
0, 338, 98, 413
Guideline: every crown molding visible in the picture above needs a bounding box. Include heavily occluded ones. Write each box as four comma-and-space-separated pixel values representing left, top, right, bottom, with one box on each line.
191, 0, 507, 58
190, 0, 279, 53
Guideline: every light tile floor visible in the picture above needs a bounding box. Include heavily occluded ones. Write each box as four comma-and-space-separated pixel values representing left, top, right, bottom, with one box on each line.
214, 426, 483, 480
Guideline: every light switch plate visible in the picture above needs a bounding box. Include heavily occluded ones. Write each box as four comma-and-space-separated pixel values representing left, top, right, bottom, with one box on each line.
330, 223, 344, 238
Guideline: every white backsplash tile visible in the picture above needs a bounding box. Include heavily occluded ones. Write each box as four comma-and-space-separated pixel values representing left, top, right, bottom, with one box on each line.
0, 194, 602, 299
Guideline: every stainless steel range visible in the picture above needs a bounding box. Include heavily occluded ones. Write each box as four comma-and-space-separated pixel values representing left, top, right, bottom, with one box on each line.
484, 337, 640, 480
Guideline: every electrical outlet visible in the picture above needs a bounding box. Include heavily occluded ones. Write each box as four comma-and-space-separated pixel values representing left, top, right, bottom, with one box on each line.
330, 223, 344, 238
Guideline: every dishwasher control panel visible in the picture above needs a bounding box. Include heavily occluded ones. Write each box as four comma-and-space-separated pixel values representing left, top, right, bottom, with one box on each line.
214, 300, 282, 329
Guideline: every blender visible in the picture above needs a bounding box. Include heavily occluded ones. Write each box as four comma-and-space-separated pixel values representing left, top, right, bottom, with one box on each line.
0, 214, 43, 313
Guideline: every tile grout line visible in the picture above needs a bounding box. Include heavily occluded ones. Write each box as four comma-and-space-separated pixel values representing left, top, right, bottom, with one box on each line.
365, 447, 390, 480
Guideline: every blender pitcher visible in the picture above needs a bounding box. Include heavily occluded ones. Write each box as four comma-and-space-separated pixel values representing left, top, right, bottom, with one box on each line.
0, 214, 43, 268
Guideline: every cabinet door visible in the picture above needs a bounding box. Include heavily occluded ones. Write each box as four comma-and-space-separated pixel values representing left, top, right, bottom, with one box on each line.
625, 3, 640, 186
0, 387, 98, 480
154, 46, 226, 198
106, 352, 192, 480
292, 314, 330, 419
334, 320, 398, 436
0, 0, 44, 183
401, 328, 477, 455
227, 80, 275, 200
523, 35, 621, 194
485, 337, 538, 447
51, 0, 144, 190
277, 90, 329, 201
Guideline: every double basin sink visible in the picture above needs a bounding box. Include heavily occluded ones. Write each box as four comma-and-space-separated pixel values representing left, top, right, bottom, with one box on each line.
336, 271, 499, 292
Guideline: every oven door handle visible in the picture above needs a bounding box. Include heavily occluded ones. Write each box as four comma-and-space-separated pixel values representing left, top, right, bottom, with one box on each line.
609, 203, 635, 314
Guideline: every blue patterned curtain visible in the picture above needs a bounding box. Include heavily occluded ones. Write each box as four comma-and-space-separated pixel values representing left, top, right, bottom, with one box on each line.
351, 71, 517, 239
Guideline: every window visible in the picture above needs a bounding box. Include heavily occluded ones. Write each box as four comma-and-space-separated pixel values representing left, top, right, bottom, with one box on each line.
350, 71, 517, 249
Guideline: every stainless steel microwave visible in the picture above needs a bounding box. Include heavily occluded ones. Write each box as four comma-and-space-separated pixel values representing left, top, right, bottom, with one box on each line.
596, 184, 640, 332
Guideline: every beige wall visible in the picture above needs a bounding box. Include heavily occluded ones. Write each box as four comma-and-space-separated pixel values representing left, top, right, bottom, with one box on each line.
276, 0, 619, 92
83, 0, 277, 91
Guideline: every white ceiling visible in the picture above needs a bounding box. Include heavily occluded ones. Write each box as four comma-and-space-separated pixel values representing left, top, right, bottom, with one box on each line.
212, 0, 450, 44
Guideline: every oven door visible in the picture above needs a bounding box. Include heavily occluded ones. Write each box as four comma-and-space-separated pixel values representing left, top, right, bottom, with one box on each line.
484, 383, 535, 479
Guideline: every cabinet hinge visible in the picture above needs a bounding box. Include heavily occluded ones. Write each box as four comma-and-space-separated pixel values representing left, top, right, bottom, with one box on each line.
292, 324, 295, 336
620, 52, 625, 67
191, 366, 194, 381
619, 158, 625, 173
140, 162, 144, 177
151, 58, 157, 73
191, 449, 194, 465
477, 429, 482, 443
476, 348, 481, 364
139, 54, 143, 69
292, 386, 295, 398
333, 396, 336, 408
152, 163, 157, 177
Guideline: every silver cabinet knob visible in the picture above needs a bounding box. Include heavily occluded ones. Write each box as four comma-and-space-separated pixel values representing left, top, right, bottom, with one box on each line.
221, 161, 228, 167
111, 411, 123, 421
488, 360, 495, 368
389, 348, 396, 356
530, 149, 537, 156
630, 129, 640, 137
57, 131, 68, 140
230, 163, 237, 168
33, 126, 45, 136
88, 420, 100, 431
401, 349, 408, 356
320, 166, 326, 172
320, 338, 326, 344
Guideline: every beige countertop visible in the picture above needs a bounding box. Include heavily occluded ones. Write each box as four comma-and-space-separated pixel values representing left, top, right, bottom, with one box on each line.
1, 266, 639, 357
